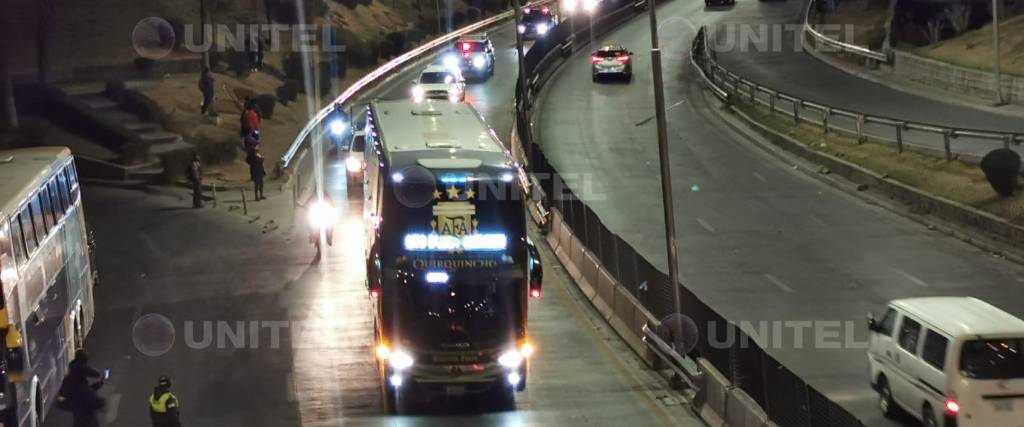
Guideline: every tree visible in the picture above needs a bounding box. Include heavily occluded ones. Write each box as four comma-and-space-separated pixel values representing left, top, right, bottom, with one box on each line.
945, 1, 972, 35
922, 13, 945, 43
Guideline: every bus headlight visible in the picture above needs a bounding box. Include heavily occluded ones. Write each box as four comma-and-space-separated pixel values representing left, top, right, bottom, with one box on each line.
536, 23, 549, 35
389, 350, 414, 370
412, 85, 425, 102
345, 156, 363, 173
307, 201, 338, 229
498, 350, 524, 368
472, 55, 486, 69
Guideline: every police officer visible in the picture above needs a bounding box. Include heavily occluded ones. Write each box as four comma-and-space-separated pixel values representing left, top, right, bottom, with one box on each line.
149, 376, 182, 427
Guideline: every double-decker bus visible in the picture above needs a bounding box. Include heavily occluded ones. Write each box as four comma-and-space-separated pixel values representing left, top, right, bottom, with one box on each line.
361, 99, 543, 412
0, 147, 96, 427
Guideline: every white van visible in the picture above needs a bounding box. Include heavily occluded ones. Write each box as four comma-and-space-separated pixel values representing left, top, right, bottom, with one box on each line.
867, 297, 1024, 427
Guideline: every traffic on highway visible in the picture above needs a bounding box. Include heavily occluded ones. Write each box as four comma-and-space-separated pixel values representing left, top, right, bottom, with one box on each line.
1, 0, 1023, 425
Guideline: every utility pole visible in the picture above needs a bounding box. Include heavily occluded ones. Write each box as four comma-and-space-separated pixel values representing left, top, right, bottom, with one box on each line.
512, 0, 532, 164
36, 0, 53, 83
646, 0, 680, 315
0, 32, 17, 130
992, 0, 1004, 104
200, 0, 211, 69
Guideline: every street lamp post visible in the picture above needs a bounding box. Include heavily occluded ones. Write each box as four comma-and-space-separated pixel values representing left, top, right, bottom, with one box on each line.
646, 0, 681, 315
512, 0, 532, 164
992, 0, 1004, 104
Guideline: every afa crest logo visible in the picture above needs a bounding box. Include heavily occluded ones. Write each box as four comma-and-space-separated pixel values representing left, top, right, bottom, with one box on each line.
430, 185, 478, 237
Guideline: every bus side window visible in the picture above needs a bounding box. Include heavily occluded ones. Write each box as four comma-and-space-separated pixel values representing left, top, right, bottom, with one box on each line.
50, 179, 67, 215
39, 189, 55, 231
9, 218, 26, 264
57, 168, 71, 209
19, 209, 37, 254
29, 197, 46, 243
66, 162, 80, 202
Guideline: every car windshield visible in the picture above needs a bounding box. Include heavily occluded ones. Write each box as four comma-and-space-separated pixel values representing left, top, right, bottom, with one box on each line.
523, 13, 550, 23
596, 50, 626, 58
960, 339, 1024, 379
420, 72, 454, 84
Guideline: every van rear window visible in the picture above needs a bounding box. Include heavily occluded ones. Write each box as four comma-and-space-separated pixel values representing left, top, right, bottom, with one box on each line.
961, 339, 1024, 379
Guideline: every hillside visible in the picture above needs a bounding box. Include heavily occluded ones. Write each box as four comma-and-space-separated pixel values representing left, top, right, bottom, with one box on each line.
916, 14, 1024, 76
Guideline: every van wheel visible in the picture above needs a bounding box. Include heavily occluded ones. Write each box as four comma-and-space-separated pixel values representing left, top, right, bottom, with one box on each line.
877, 376, 896, 418
922, 404, 938, 427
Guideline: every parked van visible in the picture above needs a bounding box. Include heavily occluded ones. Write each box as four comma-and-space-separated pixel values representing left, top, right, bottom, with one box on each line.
867, 297, 1024, 427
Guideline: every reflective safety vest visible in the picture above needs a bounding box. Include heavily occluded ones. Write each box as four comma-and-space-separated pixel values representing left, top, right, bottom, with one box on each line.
149, 392, 178, 413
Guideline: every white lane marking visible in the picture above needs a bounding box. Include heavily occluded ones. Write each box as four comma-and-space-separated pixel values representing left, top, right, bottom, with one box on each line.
810, 215, 828, 227
104, 393, 122, 423
764, 274, 795, 293
696, 218, 716, 233
894, 269, 930, 288
752, 172, 767, 182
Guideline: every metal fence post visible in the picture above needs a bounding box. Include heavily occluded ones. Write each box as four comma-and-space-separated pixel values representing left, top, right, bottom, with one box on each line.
212, 183, 217, 207
822, 107, 831, 134
856, 114, 865, 144
793, 100, 800, 125
768, 92, 776, 115
1004, 135, 1013, 149
750, 83, 757, 104
943, 130, 953, 161
896, 123, 905, 154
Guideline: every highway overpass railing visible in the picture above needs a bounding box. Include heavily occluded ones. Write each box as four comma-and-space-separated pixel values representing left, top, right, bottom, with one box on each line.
513, 2, 868, 427
802, 0, 889, 64
696, 25, 1021, 163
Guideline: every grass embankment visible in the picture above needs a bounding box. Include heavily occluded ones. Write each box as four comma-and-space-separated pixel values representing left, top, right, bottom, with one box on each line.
734, 104, 1024, 224
915, 15, 1024, 76
811, 0, 890, 49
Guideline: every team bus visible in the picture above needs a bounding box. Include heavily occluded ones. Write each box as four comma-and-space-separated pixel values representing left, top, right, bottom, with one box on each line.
0, 147, 96, 427
360, 99, 543, 411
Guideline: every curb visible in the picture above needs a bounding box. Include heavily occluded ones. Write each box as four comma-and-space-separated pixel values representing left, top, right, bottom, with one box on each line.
700, 86, 1024, 265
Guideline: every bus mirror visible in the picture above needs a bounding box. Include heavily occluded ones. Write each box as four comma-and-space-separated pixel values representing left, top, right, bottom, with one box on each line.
527, 239, 543, 299
866, 312, 878, 332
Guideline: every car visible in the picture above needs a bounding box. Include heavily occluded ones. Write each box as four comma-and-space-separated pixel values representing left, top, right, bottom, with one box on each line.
590, 45, 632, 82
412, 64, 466, 102
867, 297, 1024, 427
344, 129, 366, 191
517, 6, 557, 39
705, 0, 735, 6
442, 33, 496, 81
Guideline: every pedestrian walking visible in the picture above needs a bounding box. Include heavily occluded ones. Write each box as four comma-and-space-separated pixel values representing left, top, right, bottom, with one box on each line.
244, 102, 261, 135
187, 153, 203, 208
198, 69, 216, 117
248, 149, 266, 201
56, 350, 106, 427
245, 33, 264, 72
149, 376, 182, 427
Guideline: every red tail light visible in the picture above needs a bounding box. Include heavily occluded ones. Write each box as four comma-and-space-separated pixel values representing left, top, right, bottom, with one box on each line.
591, 55, 602, 63
370, 289, 379, 298
615, 55, 630, 62
541, 6, 550, 13
461, 42, 472, 51
530, 289, 542, 299
944, 399, 960, 415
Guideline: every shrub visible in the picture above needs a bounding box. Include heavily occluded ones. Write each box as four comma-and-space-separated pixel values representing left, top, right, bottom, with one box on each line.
283, 79, 301, 101
196, 135, 239, 165
385, 32, 408, 54
345, 36, 377, 67
282, 53, 305, 83
338, 0, 359, 7
276, 85, 294, 106
406, 29, 425, 44
251, 94, 277, 120
160, 148, 194, 184
357, 0, 372, 6
378, 39, 395, 60
980, 148, 1021, 197
484, 0, 504, 12
466, 7, 482, 21
452, 11, 466, 28
133, 57, 159, 79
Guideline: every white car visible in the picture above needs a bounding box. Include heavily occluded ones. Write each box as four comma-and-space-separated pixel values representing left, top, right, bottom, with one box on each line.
412, 65, 466, 103
867, 297, 1024, 427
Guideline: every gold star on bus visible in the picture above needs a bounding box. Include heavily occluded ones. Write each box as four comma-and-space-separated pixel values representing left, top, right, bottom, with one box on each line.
446, 185, 460, 199
432, 189, 442, 200
465, 188, 476, 199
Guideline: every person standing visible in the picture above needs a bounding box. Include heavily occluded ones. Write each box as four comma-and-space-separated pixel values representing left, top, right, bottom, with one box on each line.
244, 101, 261, 136
187, 154, 203, 208
248, 149, 266, 201
149, 376, 182, 427
239, 97, 252, 141
198, 68, 216, 116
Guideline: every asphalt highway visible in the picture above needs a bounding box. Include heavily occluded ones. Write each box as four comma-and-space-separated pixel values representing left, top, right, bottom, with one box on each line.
535, 0, 1024, 426
43, 23, 698, 427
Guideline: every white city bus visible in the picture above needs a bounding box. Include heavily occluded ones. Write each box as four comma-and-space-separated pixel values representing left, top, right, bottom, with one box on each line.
0, 147, 96, 427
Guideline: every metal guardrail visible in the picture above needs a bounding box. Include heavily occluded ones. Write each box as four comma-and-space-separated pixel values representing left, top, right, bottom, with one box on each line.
692, 26, 1021, 162
641, 324, 702, 392
279, 2, 553, 170
801, 0, 888, 63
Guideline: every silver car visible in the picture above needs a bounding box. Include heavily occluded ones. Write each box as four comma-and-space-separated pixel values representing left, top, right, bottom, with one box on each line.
590, 45, 633, 82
